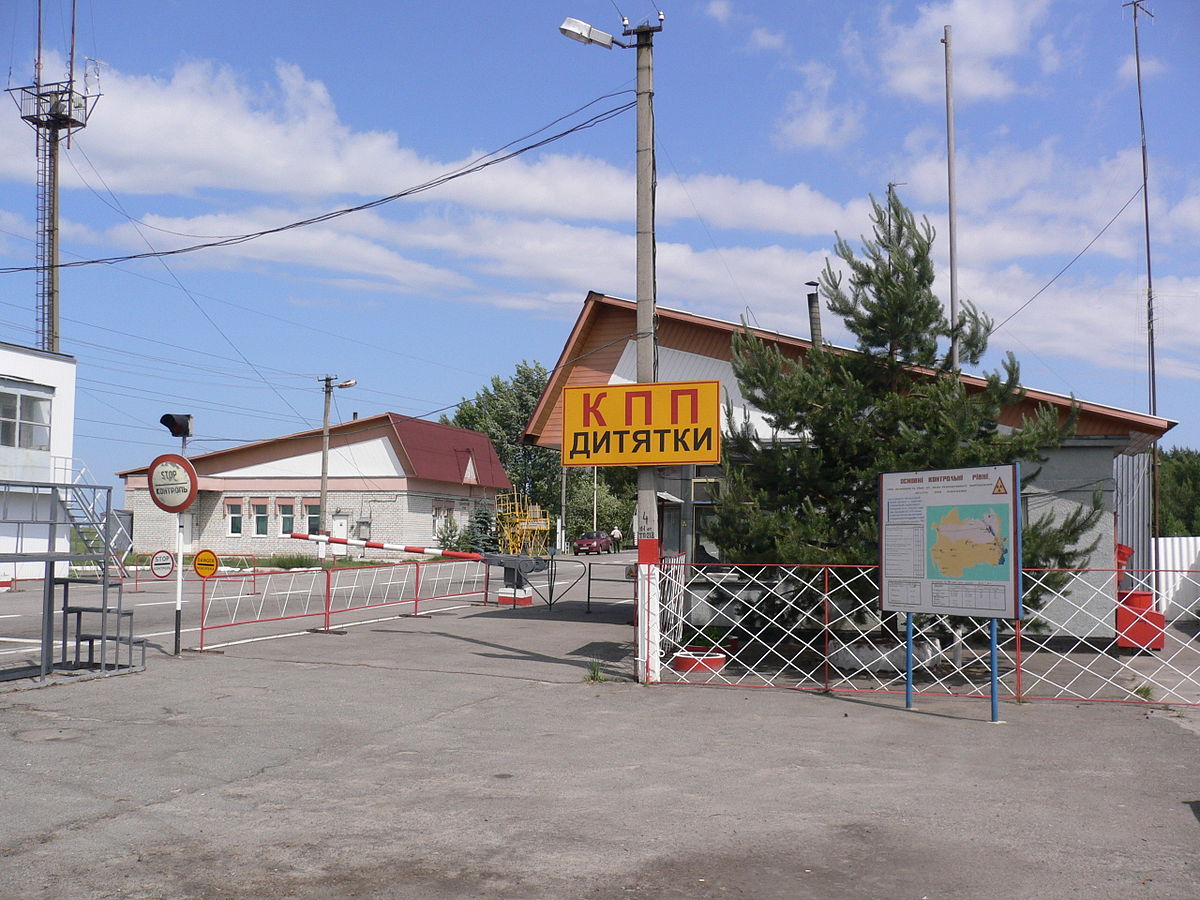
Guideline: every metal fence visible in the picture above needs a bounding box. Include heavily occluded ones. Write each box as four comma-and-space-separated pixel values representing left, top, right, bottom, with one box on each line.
649, 561, 1200, 705
199, 560, 488, 649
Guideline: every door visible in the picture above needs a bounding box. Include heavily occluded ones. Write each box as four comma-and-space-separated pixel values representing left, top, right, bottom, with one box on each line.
331, 514, 350, 556
183, 513, 197, 554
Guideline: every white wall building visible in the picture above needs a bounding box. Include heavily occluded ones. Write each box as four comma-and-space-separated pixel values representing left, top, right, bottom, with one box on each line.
0, 341, 78, 583
120, 413, 511, 560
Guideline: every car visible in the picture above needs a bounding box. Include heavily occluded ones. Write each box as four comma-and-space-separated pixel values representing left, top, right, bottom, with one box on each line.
573, 531, 614, 555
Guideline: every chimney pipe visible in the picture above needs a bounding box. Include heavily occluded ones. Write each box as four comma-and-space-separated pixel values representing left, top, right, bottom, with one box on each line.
805, 281, 823, 348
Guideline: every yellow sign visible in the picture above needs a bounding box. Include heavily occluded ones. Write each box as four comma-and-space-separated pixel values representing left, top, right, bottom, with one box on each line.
562, 380, 722, 467
193, 549, 219, 579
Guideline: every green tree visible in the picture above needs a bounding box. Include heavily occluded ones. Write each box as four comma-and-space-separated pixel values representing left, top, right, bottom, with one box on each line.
434, 513, 469, 553
443, 361, 561, 515
706, 189, 1099, 576
465, 501, 498, 554
564, 467, 634, 545
1160, 447, 1200, 536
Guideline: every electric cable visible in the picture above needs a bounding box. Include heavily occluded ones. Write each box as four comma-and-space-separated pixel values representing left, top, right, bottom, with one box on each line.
0, 92, 636, 275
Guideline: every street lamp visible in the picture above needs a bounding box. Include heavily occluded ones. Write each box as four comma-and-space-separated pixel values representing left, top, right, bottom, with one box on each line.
561, 12, 663, 561
318, 376, 356, 563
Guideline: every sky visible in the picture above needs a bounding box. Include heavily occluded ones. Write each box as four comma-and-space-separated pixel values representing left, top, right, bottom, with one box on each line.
0, 0, 1196, 502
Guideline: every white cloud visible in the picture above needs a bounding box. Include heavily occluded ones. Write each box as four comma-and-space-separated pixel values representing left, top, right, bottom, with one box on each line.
1118, 53, 1167, 83
749, 27, 785, 51
773, 62, 864, 152
1038, 35, 1062, 75
875, 0, 1054, 104
705, 1, 733, 25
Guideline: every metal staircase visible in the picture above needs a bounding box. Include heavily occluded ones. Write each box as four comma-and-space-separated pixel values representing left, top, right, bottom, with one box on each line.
54, 457, 133, 581
0, 468, 145, 682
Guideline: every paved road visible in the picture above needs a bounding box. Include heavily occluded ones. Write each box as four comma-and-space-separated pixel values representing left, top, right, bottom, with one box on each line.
0, 552, 638, 664
2, 588, 1199, 899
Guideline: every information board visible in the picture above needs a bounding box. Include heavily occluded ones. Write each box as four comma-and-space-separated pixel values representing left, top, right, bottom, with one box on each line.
879, 464, 1021, 619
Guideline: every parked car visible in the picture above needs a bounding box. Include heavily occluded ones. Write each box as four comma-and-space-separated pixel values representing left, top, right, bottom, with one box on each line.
573, 531, 614, 554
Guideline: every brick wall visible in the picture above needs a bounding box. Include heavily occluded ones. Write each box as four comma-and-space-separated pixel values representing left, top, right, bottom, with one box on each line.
126, 487, 494, 562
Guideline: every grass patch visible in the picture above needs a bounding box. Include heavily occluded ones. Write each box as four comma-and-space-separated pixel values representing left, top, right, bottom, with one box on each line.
1133, 683, 1154, 701
584, 658, 608, 683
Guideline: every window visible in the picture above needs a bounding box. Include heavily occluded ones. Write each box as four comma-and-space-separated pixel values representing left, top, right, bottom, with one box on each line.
227, 502, 243, 536
305, 503, 321, 535
278, 502, 295, 536
0, 390, 51, 450
692, 478, 721, 503
252, 502, 269, 536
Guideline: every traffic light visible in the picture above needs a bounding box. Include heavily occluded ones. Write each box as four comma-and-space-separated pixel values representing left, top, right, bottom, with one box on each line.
159, 414, 193, 438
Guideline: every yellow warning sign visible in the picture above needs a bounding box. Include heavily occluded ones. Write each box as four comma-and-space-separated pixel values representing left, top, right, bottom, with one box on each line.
193, 549, 219, 579
992, 477, 1008, 495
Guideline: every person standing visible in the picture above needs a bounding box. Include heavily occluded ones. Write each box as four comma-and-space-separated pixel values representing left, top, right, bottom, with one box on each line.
610, 525, 622, 552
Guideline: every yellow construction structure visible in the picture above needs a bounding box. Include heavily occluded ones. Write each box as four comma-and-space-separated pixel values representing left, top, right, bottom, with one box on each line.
495, 492, 550, 557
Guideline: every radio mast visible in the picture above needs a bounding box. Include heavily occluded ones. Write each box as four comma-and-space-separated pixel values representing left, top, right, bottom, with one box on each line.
7, 0, 99, 353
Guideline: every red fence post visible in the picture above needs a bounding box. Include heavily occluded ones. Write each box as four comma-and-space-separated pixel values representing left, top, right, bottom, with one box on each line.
324, 567, 332, 632
822, 565, 831, 692
413, 562, 422, 616
483, 561, 490, 605
1014, 618, 1023, 702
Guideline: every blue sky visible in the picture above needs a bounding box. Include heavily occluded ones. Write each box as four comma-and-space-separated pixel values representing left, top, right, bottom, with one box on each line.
0, 0, 1196, 497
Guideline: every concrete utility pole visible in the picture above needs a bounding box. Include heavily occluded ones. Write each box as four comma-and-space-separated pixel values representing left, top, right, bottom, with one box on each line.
632, 18, 661, 557
560, 13, 664, 560
318, 376, 356, 564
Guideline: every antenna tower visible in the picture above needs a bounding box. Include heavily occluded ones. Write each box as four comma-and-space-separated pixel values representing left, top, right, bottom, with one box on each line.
7, 0, 99, 353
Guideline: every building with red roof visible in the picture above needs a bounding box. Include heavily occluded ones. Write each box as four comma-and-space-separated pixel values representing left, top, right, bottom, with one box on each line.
120, 413, 511, 559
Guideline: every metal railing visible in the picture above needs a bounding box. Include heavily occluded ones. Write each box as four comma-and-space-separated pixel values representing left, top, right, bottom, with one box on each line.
198, 560, 489, 649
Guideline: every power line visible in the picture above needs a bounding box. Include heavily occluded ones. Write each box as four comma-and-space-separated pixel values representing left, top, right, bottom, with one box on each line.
0, 92, 636, 276
989, 185, 1144, 336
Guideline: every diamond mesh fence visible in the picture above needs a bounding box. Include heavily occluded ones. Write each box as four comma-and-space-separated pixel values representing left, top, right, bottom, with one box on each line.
653, 562, 1200, 705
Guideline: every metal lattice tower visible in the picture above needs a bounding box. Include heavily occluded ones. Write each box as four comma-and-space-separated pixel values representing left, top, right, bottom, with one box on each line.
9, 82, 96, 352
495, 492, 550, 557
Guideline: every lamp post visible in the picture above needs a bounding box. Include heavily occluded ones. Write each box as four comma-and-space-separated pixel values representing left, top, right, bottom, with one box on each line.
561, 12, 663, 561
318, 376, 356, 563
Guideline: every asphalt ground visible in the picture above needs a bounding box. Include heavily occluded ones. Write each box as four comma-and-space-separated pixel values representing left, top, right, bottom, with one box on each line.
2, 562, 1200, 899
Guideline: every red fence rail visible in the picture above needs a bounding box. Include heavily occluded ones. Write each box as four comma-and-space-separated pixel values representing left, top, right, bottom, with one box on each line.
199, 559, 489, 649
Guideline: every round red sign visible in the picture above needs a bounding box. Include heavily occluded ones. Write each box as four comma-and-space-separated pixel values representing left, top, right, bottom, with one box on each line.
148, 454, 198, 514
150, 550, 175, 579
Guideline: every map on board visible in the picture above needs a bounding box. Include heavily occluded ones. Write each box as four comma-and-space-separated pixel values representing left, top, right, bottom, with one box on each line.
927, 504, 1011, 580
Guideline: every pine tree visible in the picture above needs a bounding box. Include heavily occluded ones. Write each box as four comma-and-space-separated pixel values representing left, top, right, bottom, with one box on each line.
465, 502, 498, 554
1160, 448, 1200, 536
706, 189, 1099, 580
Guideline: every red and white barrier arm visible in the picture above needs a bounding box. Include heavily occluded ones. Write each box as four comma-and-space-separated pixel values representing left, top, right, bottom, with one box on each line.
289, 532, 482, 561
